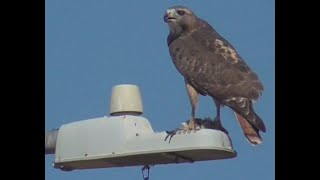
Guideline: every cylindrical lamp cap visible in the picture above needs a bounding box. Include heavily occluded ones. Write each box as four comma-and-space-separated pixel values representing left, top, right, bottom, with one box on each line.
109, 84, 143, 116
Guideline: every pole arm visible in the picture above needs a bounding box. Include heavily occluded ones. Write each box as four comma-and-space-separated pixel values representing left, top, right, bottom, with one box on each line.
45, 129, 58, 154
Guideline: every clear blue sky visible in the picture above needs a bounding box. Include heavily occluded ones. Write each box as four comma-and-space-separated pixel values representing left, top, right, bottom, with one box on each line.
45, 0, 274, 179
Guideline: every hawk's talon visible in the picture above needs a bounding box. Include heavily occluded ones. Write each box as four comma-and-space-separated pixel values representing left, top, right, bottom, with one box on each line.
164, 129, 178, 143
164, 127, 200, 143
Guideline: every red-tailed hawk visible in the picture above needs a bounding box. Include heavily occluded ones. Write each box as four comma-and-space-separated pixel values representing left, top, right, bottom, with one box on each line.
164, 6, 266, 145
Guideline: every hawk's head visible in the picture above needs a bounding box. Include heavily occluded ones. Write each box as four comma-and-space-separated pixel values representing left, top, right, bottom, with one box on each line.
164, 6, 199, 35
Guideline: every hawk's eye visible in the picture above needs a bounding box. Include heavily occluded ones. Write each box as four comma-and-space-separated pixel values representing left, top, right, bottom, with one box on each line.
177, 10, 185, 16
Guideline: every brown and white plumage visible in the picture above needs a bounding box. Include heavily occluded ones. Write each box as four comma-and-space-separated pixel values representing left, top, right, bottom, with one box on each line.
164, 6, 266, 145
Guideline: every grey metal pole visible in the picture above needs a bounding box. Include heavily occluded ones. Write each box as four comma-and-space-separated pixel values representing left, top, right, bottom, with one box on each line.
45, 129, 58, 154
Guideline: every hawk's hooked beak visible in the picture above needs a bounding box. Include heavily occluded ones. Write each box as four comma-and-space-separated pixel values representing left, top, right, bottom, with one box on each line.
164, 9, 177, 23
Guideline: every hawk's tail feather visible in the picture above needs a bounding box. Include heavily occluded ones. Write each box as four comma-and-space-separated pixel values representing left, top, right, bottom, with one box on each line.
225, 97, 266, 145
229, 98, 266, 133
234, 112, 262, 145
252, 111, 266, 133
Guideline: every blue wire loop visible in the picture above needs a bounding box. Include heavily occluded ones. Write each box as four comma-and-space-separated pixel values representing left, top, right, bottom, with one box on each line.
142, 165, 150, 180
